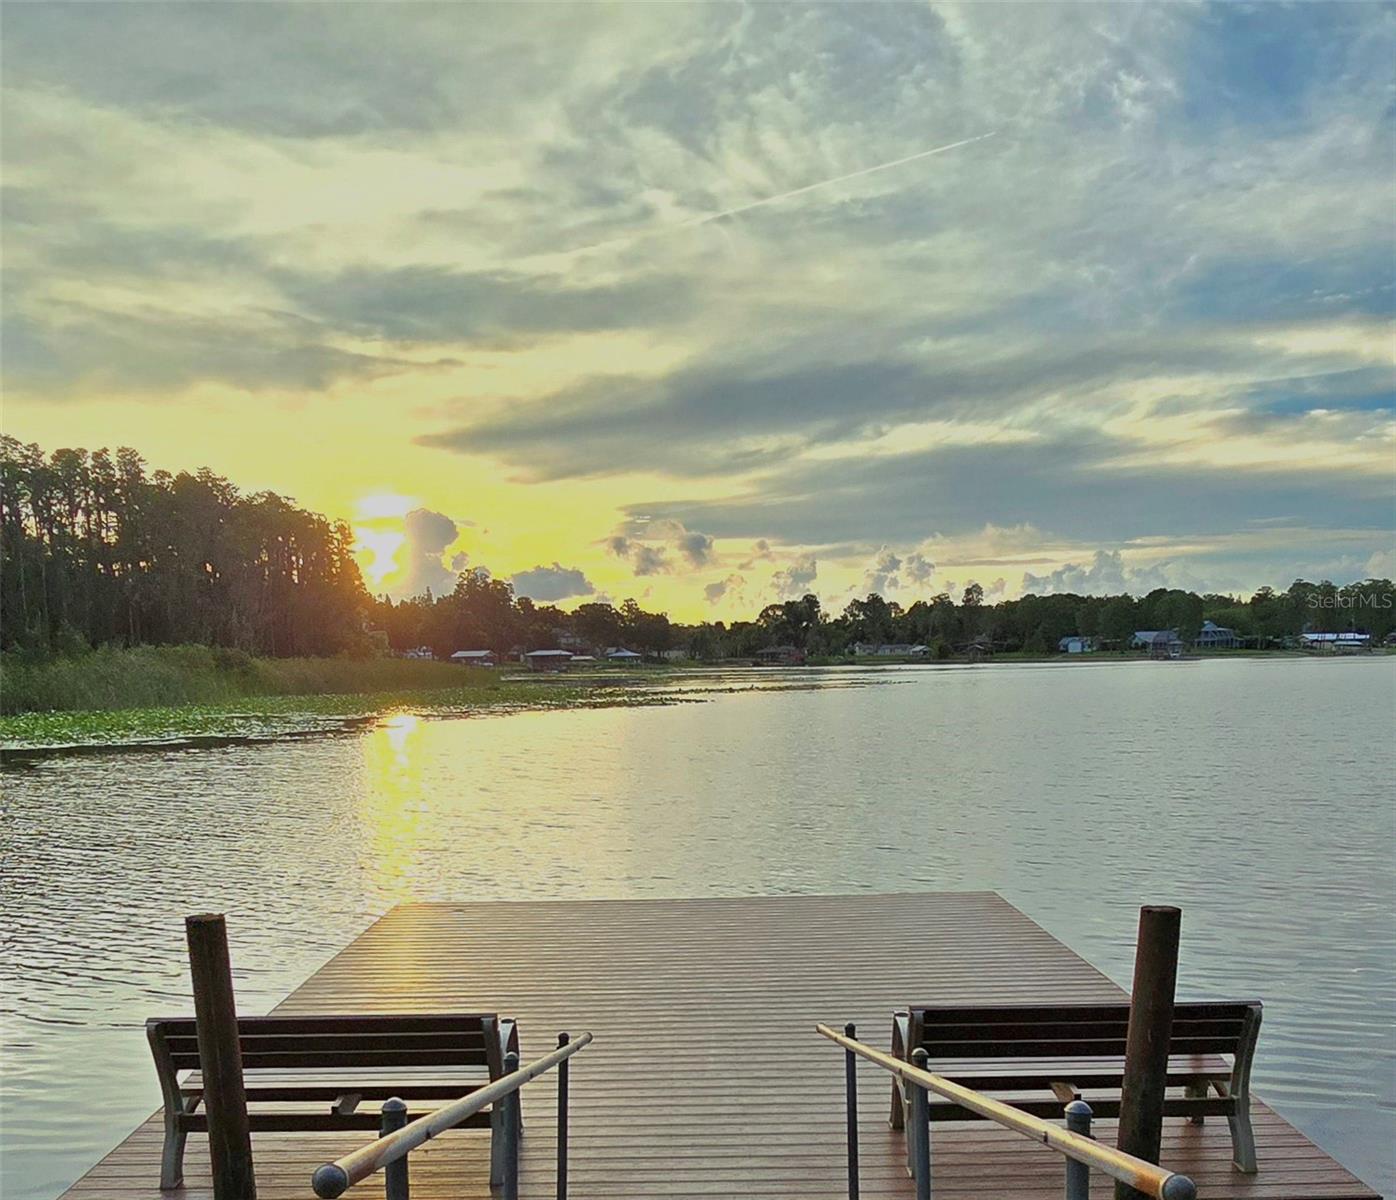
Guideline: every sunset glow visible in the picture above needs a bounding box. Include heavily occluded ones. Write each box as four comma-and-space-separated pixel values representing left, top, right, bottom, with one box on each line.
2, 4, 1391, 616
354, 527, 406, 590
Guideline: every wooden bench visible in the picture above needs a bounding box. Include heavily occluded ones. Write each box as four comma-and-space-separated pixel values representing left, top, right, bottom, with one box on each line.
147, 1013, 517, 1190
890, 1000, 1262, 1173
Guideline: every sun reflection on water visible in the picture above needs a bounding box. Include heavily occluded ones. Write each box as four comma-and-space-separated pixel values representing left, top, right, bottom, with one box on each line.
360, 714, 428, 901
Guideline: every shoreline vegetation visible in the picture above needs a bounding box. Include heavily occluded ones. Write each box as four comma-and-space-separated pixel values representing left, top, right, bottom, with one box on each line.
0, 646, 678, 752
2, 642, 1386, 755
3, 441, 1392, 754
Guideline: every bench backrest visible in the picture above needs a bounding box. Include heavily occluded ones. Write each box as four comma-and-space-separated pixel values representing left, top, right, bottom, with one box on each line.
908, 1000, 1262, 1061
147, 1013, 506, 1078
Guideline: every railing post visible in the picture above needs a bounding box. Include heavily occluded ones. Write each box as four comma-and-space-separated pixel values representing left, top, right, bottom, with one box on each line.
185, 914, 256, 1200
1065, 1100, 1092, 1200
843, 1022, 860, 1200
380, 1099, 409, 1200
1116, 905, 1181, 1200
502, 1049, 521, 1200
556, 1033, 570, 1200
910, 1048, 931, 1200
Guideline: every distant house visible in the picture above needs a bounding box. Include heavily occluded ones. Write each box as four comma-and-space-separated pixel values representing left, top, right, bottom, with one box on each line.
604, 647, 643, 662
1133, 629, 1184, 659
523, 649, 573, 672
660, 648, 688, 661
755, 645, 805, 665
960, 635, 995, 661
450, 649, 495, 667
1132, 629, 1176, 648
1301, 632, 1371, 654
1195, 620, 1241, 650
906, 644, 930, 658
1058, 635, 1096, 654
402, 646, 435, 660
852, 642, 922, 657
554, 629, 588, 652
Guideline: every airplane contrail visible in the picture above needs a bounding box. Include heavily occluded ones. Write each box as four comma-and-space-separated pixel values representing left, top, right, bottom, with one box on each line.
551, 130, 996, 260
686, 130, 996, 229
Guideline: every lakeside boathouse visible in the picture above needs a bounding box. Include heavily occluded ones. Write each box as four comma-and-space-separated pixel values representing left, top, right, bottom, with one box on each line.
62, 893, 1379, 1200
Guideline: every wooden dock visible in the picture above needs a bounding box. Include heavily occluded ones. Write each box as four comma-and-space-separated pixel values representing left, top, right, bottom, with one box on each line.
62, 892, 1380, 1200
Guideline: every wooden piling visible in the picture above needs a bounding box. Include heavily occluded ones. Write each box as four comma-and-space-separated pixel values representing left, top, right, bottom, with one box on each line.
186, 914, 256, 1200
1115, 905, 1182, 1200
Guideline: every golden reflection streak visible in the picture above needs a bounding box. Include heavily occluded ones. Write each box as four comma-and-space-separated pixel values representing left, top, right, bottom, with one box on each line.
361, 715, 426, 902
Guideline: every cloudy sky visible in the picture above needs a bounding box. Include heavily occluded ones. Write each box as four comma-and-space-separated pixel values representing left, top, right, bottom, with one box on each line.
4, 2, 1393, 617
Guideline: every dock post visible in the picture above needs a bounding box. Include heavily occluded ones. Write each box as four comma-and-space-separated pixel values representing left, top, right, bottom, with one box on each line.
185, 914, 256, 1200
1115, 905, 1181, 1200
556, 1032, 570, 1200
1064, 1100, 1092, 1200
502, 1049, 521, 1200
380, 1098, 409, 1200
910, 1048, 931, 1200
843, 1022, 860, 1200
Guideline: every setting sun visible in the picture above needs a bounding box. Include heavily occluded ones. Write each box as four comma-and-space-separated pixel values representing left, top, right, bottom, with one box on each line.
354, 526, 406, 589
355, 493, 417, 521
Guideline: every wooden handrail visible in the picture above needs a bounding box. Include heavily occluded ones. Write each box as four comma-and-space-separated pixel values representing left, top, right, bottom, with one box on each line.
815, 1024, 1196, 1200
311, 1032, 593, 1199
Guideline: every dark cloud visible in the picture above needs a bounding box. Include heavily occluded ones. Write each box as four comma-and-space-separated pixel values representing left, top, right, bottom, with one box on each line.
0, 5, 501, 139
627, 436, 1392, 547
416, 330, 1311, 482
704, 574, 744, 604
676, 529, 715, 567
509, 562, 595, 602
1, 307, 397, 395
277, 265, 693, 344
631, 545, 670, 576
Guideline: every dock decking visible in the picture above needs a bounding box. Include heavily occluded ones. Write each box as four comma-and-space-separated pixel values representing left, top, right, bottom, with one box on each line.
63, 892, 1379, 1200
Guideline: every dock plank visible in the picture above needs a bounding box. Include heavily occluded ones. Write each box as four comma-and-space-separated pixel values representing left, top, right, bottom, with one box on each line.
60, 893, 1380, 1199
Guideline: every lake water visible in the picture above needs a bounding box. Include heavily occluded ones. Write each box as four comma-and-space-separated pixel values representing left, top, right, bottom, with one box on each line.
2, 657, 1393, 1197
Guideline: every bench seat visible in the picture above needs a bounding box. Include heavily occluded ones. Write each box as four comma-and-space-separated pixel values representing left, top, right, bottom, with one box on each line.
891, 1000, 1262, 1174
148, 1013, 516, 1191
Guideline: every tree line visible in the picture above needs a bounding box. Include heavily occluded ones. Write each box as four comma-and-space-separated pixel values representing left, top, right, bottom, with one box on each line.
4, 440, 1391, 662
1, 438, 368, 657
374, 575, 1395, 662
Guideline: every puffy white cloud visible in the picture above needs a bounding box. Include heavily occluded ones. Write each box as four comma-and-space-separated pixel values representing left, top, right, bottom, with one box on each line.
771, 555, 818, 599
1021, 549, 1176, 596
862, 547, 902, 594
904, 553, 936, 586
397, 508, 460, 598
607, 520, 712, 575
1365, 547, 1396, 579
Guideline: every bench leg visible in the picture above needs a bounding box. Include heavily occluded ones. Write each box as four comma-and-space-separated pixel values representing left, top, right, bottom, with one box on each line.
489, 1103, 504, 1188
158, 1115, 187, 1190
889, 1012, 908, 1130
1185, 1081, 1207, 1125
1228, 1101, 1258, 1174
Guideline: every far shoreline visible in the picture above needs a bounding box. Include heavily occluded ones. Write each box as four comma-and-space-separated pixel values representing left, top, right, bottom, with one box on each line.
3, 648, 1389, 758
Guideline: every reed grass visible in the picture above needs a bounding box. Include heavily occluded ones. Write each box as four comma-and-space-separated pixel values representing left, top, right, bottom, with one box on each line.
0, 645, 485, 715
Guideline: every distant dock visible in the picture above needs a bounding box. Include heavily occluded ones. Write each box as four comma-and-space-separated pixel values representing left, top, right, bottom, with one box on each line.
64, 893, 1379, 1199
